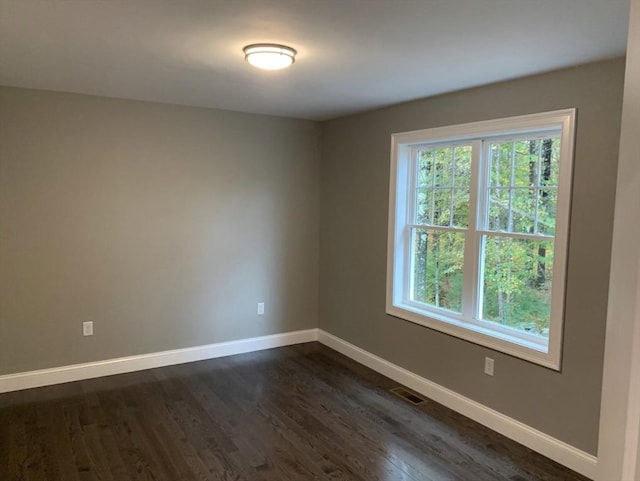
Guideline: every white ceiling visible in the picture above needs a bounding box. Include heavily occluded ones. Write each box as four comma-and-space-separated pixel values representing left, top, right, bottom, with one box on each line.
0, 0, 630, 121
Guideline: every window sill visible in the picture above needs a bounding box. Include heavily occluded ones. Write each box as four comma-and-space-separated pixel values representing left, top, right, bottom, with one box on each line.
387, 303, 561, 370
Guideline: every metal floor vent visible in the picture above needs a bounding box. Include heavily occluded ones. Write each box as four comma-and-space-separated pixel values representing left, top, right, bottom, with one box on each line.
390, 387, 425, 405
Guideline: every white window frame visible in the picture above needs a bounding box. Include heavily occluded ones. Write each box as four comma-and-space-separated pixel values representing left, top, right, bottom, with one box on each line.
386, 109, 576, 370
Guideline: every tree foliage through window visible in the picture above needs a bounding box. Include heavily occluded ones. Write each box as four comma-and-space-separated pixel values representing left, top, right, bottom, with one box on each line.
411, 138, 560, 336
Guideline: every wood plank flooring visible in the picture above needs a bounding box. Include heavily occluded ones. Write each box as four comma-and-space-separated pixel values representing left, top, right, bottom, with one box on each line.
0, 342, 589, 481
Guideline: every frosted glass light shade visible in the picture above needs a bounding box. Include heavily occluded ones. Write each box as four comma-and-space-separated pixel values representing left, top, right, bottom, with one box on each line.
243, 44, 296, 70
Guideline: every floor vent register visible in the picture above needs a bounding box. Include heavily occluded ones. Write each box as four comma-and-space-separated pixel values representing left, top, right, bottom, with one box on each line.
390, 386, 426, 405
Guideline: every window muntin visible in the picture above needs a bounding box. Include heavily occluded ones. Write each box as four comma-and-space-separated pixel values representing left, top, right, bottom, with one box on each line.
484, 136, 560, 236
387, 110, 575, 369
409, 144, 471, 314
477, 134, 560, 338
414, 144, 472, 228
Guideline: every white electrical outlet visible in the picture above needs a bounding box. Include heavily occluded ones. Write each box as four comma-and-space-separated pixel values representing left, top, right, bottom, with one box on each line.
484, 357, 494, 376
257, 302, 265, 315
83, 321, 94, 336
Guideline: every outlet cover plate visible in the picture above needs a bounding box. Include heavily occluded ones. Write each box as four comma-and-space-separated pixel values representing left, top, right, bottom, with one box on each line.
484, 357, 494, 376
83, 321, 93, 336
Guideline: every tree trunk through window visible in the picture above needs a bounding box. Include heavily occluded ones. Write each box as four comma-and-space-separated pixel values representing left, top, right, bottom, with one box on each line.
529, 139, 552, 288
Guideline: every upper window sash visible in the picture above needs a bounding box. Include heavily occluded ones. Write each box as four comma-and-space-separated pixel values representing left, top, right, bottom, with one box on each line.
479, 134, 562, 236
409, 144, 473, 229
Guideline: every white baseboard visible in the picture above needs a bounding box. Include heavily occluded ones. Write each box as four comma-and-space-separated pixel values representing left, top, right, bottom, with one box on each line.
317, 329, 597, 480
0, 326, 597, 478
0, 328, 319, 394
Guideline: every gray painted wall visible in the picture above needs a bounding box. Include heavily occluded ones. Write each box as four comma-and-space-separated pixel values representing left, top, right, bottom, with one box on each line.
319, 58, 625, 454
0, 87, 320, 375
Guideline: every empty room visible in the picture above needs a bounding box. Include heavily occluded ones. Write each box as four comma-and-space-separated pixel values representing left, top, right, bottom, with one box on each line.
1, 1, 638, 480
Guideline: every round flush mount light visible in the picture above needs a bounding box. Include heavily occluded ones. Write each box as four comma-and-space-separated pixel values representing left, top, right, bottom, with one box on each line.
243, 43, 296, 70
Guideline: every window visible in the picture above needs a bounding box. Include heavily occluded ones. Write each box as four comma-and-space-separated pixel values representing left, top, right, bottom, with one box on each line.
387, 110, 575, 369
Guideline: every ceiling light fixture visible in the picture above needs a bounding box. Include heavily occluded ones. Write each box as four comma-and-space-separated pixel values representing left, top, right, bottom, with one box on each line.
243, 43, 296, 70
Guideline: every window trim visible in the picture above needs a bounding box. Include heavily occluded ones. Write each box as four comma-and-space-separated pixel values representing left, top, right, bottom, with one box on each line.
386, 109, 576, 370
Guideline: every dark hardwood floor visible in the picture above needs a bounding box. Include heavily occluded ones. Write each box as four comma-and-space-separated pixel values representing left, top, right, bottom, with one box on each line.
0, 342, 589, 481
